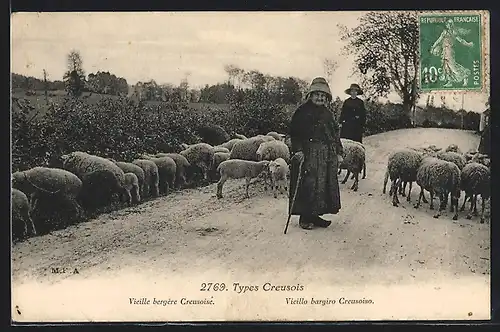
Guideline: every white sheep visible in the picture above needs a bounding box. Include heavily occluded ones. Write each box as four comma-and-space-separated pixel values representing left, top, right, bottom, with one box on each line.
216, 160, 270, 199
61, 151, 126, 209
12, 167, 84, 225
464, 149, 478, 163
146, 156, 177, 195
338, 138, 366, 181
445, 144, 462, 154
255, 140, 290, 163
132, 159, 160, 198
156, 153, 191, 189
414, 157, 461, 220
220, 138, 244, 151
470, 153, 490, 168
209, 152, 230, 182
213, 146, 231, 154
113, 161, 146, 197
234, 133, 247, 140
122, 173, 141, 206
266, 131, 285, 141
338, 138, 366, 191
382, 147, 436, 206
11, 188, 37, 241
460, 162, 490, 223
229, 135, 276, 161
437, 151, 467, 170
179, 143, 215, 183
268, 158, 289, 198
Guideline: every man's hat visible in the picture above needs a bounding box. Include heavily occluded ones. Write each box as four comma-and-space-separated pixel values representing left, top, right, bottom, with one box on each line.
345, 83, 364, 95
306, 77, 332, 99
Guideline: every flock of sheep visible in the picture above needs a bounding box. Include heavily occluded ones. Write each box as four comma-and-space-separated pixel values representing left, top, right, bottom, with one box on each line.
382, 144, 491, 223
11, 127, 490, 244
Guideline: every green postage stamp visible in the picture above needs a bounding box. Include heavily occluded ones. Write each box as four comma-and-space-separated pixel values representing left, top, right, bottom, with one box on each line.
418, 12, 485, 92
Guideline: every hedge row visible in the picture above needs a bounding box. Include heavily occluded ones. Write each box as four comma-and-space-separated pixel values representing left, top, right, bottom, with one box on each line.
12, 92, 429, 173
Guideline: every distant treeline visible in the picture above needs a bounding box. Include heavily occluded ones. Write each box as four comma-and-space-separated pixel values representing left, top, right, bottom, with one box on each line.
12, 72, 129, 96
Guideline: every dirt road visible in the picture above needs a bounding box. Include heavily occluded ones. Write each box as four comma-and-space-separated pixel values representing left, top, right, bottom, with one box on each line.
11, 128, 491, 321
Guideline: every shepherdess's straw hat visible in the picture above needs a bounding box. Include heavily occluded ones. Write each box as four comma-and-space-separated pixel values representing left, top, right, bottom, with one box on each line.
306, 77, 332, 99
345, 83, 364, 95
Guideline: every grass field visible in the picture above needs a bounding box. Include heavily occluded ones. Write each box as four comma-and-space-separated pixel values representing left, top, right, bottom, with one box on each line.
11, 89, 295, 119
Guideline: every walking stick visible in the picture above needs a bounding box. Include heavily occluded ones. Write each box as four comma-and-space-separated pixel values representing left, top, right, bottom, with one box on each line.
284, 158, 304, 235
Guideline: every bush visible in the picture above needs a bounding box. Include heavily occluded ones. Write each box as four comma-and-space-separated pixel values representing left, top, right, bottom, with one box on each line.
11, 93, 432, 174
11, 92, 293, 173
363, 102, 412, 136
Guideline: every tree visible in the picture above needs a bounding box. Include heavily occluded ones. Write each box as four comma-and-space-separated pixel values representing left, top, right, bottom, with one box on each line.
63, 50, 86, 98
339, 11, 419, 122
224, 64, 240, 87
43, 69, 49, 104
323, 58, 338, 85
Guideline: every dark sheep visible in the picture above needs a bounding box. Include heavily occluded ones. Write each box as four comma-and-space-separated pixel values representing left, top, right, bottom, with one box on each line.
197, 125, 231, 146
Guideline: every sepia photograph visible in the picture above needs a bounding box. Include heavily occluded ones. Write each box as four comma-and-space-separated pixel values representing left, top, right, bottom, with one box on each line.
11, 10, 491, 322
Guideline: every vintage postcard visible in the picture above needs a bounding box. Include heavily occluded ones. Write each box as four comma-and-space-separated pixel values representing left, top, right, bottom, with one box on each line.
11, 10, 491, 323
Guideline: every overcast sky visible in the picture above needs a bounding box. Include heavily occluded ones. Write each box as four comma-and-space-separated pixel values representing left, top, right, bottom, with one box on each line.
11, 12, 489, 112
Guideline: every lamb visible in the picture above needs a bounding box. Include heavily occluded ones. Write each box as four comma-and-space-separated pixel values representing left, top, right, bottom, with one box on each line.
147, 156, 177, 195
179, 143, 215, 183
229, 135, 276, 161
209, 152, 230, 182
338, 138, 366, 181
216, 160, 270, 199
459, 162, 490, 223
266, 131, 285, 141
255, 140, 291, 163
338, 138, 366, 191
268, 158, 290, 198
132, 159, 160, 198
113, 161, 146, 197
122, 173, 141, 206
155, 153, 191, 189
414, 157, 461, 220
11, 188, 36, 241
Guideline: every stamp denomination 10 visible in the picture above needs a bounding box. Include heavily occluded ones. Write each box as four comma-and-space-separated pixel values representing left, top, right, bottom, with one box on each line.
419, 13, 483, 92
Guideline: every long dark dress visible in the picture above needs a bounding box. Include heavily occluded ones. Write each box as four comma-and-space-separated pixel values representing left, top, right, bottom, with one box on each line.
339, 97, 366, 143
478, 123, 490, 156
288, 100, 344, 216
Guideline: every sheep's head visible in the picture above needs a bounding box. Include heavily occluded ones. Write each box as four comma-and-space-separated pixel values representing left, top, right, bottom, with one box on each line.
11, 172, 23, 188
427, 144, 442, 152
179, 143, 190, 151
268, 160, 279, 172
138, 153, 153, 160
445, 144, 460, 153
471, 153, 490, 167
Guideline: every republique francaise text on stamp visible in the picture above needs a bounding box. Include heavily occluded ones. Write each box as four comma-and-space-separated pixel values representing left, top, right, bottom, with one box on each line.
418, 12, 485, 92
